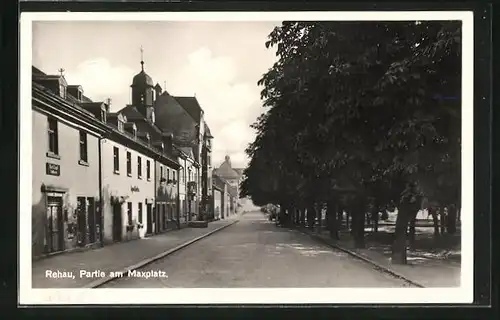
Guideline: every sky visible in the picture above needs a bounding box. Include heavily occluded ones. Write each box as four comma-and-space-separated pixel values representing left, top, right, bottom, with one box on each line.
32, 21, 280, 169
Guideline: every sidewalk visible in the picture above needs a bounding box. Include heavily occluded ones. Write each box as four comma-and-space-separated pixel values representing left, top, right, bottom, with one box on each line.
299, 227, 461, 288
32, 216, 240, 288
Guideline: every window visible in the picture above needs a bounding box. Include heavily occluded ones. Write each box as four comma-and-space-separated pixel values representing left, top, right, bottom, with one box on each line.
126, 151, 132, 176
167, 168, 170, 181
118, 120, 124, 132
138, 203, 143, 224
113, 147, 119, 172
59, 84, 66, 99
100, 109, 107, 123
160, 166, 163, 179
146, 160, 151, 180
137, 156, 142, 178
173, 171, 176, 183
47, 117, 59, 155
127, 202, 133, 225
79, 131, 88, 163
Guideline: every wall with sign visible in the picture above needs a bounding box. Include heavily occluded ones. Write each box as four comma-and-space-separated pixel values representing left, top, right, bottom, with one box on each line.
31, 110, 101, 258
100, 138, 155, 244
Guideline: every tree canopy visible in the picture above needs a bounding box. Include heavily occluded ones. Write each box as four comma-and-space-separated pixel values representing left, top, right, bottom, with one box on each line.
241, 20, 461, 213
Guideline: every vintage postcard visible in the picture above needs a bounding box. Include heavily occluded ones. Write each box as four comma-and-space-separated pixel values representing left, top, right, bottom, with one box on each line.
19, 11, 473, 305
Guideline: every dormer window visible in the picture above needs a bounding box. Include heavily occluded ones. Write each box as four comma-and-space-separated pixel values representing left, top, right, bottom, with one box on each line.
118, 119, 124, 132
133, 127, 137, 139
101, 109, 107, 123
59, 83, 67, 99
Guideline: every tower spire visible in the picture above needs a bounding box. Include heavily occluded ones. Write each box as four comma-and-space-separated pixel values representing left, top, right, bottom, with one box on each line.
140, 45, 144, 71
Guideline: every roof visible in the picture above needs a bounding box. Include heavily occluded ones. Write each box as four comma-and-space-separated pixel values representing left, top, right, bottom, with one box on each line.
179, 147, 194, 159
233, 168, 244, 176
216, 155, 241, 180
131, 70, 154, 87
204, 123, 213, 138
32, 66, 45, 75
212, 175, 226, 191
174, 96, 203, 123
153, 92, 199, 161
118, 105, 163, 137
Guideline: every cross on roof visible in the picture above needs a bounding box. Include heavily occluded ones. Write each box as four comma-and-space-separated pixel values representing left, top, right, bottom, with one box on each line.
58, 68, 65, 76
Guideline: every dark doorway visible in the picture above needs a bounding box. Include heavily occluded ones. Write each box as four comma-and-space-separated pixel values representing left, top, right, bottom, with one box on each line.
77, 197, 87, 246
221, 194, 225, 219
46, 196, 64, 253
87, 197, 96, 243
112, 203, 122, 242
146, 203, 153, 235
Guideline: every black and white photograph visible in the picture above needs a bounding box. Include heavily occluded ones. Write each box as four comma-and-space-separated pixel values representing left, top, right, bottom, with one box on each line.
19, 11, 473, 305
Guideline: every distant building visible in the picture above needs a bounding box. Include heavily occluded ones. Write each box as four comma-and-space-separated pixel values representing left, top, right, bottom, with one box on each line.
213, 155, 244, 203
175, 146, 199, 223
153, 86, 213, 220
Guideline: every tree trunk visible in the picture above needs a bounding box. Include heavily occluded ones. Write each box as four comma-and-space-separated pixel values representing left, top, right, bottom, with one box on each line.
316, 204, 322, 231
351, 203, 366, 249
372, 205, 379, 233
408, 211, 417, 250
279, 205, 286, 227
327, 201, 339, 240
391, 201, 411, 264
440, 207, 447, 235
447, 204, 457, 234
299, 208, 306, 226
346, 211, 350, 230
429, 207, 440, 238
307, 205, 316, 230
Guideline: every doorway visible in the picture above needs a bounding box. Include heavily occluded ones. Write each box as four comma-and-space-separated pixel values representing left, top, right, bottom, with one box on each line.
46, 196, 64, 253
112, 203, 122, 242
146, 203, 152, 235
87, 197, 96, 244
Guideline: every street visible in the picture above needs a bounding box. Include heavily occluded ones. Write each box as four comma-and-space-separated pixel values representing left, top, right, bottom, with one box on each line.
100, 211, 411, 288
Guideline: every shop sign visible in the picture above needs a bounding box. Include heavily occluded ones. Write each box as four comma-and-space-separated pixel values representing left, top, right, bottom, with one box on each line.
46, 163, 60, 176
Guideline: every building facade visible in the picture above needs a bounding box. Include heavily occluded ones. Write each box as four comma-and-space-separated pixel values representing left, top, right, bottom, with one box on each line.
31, 70, 108, 259
99, 112, 156, 244
176, 146, 198, 223
154, 90, 213, 220
213, 155, 244, 212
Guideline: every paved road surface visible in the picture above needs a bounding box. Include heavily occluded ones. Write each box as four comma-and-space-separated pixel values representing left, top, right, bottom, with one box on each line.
100, 212, 410, 288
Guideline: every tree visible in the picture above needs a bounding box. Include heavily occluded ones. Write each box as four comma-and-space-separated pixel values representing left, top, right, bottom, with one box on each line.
242, 20, 461, 264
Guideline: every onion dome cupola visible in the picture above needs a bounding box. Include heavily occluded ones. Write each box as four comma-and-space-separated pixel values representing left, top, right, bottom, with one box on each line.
131, 46, 155, 108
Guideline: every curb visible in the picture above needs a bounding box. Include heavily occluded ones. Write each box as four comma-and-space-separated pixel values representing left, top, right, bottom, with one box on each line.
296, 228, 425, 288
84, 220, 240, 288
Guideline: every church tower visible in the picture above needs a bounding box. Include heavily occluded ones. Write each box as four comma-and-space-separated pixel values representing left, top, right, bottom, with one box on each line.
131, 46, 155, 123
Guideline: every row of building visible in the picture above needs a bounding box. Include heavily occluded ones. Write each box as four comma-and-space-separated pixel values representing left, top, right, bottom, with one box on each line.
32, 59, 245, 259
